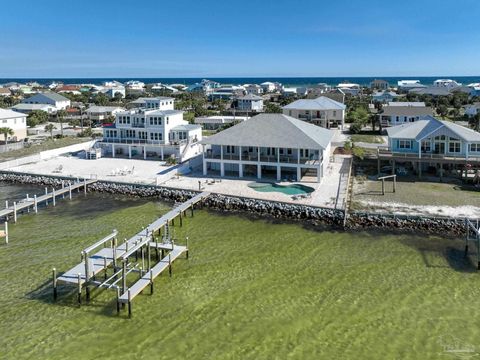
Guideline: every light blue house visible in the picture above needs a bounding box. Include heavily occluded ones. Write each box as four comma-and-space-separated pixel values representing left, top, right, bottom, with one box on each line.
379, 116, 480, 178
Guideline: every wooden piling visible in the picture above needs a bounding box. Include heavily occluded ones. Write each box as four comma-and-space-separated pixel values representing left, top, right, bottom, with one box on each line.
84, 179, 87, 195
179, 212, 183, 227
5, 200, 8, 209
122, 261, 127, 295
103, 256, 108, 280
116, 287, 120, 314
34, 195, 38, 213
147, 241, 151, 271
128, 289, 132, 318
13, 202, 17, 223
186, 236, 189, 259
150, 269, 154, 294
69, 184, 72, 200
381, 179, 385, 195
52, 188, 56, 206
52, 268, 57, 300
4, 221, 8, 244
77, 273, 82, 305
191, 204, 194, 217
168, 253, 172, 277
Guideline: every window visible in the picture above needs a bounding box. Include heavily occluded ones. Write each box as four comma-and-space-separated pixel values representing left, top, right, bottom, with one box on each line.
279, 148, 284, 155
449, 141, 461, 153
398, 140, 412, 149
421, 141, 431, 152
287, 148, 292, 155
470, 143, 480, 152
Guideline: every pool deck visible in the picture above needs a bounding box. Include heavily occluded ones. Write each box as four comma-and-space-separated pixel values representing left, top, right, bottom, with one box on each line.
5, 155, 348, 208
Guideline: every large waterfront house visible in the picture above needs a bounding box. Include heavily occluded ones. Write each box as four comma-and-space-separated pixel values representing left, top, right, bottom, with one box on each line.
201, 113, 334, 183
397, 80, 426, 91
0, 108, 27, 142
21, 92, 70, 111
379, 116, 480, 177
433, 79, 461, 89
282, 96, 346, 128
237, 94, 264, 112
370, 79, 389, 90
379, 104, 433, 127
99, 98, 202, 161
336, 82, 360, 96
465, 103, 480, 118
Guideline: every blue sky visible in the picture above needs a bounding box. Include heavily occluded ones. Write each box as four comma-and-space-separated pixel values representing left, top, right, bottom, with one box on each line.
0, 0, 479, 77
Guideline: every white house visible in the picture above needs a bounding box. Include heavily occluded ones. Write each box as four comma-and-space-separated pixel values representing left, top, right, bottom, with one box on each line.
201, 113, 334, 183
397, 80, 426, 91
11, 103, 57, 114
379, 104, 434, 127
433, 79, 461, 89
130, 97, 175, 110
195, 115, 249, 130
125, 81, 145, 91
100, 98, 201, 162
260, 82, 276, 93
0, 108, 27, 142
244, 84, 263, 95
21, 92, 70, 111
282, 96, 346, 128
237, 94, 264, 112
86, 106, 125, 121
337, 82, 360, 96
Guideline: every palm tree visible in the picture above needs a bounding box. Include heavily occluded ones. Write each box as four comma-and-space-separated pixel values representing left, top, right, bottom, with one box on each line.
0, 127, 14, 144
56, 109, 67, 137
44, 124, 56, 139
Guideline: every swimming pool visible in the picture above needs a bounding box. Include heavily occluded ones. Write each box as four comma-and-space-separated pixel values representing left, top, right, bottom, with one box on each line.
248, 182, 315, 195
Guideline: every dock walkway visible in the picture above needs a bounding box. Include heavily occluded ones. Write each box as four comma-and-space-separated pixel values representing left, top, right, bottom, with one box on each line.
55, 191, 210, 316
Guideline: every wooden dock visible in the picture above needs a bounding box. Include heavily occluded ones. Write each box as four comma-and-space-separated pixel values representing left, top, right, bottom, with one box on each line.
54, 191, 210, 317
0, 179, 97, 223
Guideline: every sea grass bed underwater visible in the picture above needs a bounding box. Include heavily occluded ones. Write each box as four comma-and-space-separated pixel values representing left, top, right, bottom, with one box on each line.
0, 183, 479, 360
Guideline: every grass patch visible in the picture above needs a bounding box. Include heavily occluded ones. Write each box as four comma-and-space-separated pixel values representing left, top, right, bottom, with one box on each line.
0, 137, 91, 162
351, 134, 384, 144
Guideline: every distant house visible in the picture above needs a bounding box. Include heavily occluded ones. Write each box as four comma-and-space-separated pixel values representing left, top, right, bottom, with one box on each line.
201, 113, 334, 183
237, 94, 264, 112
194, 115, 249, 130
260, 82, 276, 93
57, 85, 81, 95
372, 91, 399, 103
282, 87, 308, 97
465, 103, 480, 118
129, 97, 175, 109
21, 92, 70, 111
433, 79, 461, 89
11, 103, 57, 114
244, 84, 263, 95
409, 87, 451, 96
0, 88, 11, 97
282, 96, 346, 129
125, 81, 145, 91
370, 79, 389, 90
379, 116, 480, 177
0, 108, 27, 142
387, 101, 426, 107
307, 83, 332, 98
379, 104, 433, 127
337, 82, 360, 96
208, 86, 244, 101
397, 80, 426, 91
86, 106, 125, 121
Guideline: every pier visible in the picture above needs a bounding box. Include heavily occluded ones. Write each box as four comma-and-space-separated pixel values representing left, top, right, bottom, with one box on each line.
0, 179, 97, 243
54, 191, 210, 317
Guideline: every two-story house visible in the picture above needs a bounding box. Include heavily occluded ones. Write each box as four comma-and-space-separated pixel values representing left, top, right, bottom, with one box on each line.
379, 104, 433, 128
237, 94, 264, 112
282, 96, 346, 129
0, 108, 27, 142
201, 113, 334, 183
99, 98, 201, 162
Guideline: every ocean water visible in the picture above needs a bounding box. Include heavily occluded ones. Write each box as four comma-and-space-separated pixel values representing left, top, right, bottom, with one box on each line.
1, 76, 479, 87
0, 182, 479, 359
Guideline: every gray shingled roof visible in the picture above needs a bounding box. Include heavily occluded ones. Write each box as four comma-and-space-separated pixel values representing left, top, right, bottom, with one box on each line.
28, 92, 69, 102
282, 96, 346, 110
386, 116, 480, 142
201, 113, 334, 149
0, 108, 26, 119
382, 105, 433, 117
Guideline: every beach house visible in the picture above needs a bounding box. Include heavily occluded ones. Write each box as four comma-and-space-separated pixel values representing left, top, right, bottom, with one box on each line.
282, 96, 346, 128
21, 92, 70, 111
0, 108, 27, 142
86, 106, 125, 121
201, 113, 333, 183
237, 94, 264, 112
379, 103, 433, 127
99, 98, 202, 161
378, 115, 480, 178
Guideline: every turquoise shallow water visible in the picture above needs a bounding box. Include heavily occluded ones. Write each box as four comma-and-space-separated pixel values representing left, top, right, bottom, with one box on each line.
248, 182, 315, 195
0, 183, 479, 359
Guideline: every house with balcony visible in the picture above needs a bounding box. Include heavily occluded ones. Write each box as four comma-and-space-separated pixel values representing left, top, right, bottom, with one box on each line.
282, 96, 346, 129
379, 104, 433, 128
201, 113, 334, 183
21, 92, 70, 111
237, 94, 264, 112
99, 98, 201, 161
86, 106, 125, 121
378, 116, 480, 178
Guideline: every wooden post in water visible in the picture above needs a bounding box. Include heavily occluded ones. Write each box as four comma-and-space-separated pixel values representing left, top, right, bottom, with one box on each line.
34, 195, 38, 213
45, 187, 48, 205
179, 212, 183, 227
147, 241, 151, 271
186, 236, 189, 259
5, 200, 8, 209
52, 188, 56, 206
103, 256, 108, 280
393, 175, 397, 193
191, 204, 194, 217
61, 181, 65, 199
128, 289, 132, 318
116, 287, 120, 314
150, 269, 154, 294
84, 179, 87, 195
4, 221, 8, 244
13, 202, 17, 223
122, 260, 127, 295
77, 273, 82, 305
69, 184, 72, 200
381, 178, 385, 196
168, 253, 172, 277
112, 236, 117, 269
52, 268, 57, 300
